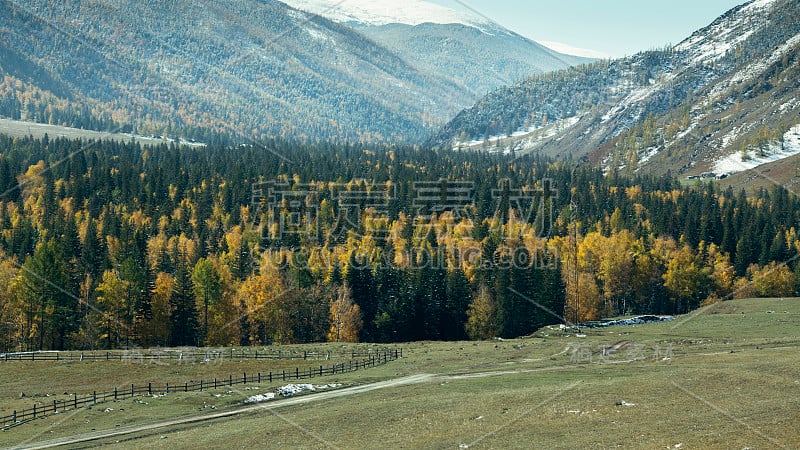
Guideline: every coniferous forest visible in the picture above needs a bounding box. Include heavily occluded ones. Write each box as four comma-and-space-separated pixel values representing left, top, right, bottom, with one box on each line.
0, 134, 799, 351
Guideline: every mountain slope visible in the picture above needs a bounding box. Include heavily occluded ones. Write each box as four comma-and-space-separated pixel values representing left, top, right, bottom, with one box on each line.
357, 22, 591, 98
0, 0, 469, 144
281, 0, 593, 97
432, 0, 800, 178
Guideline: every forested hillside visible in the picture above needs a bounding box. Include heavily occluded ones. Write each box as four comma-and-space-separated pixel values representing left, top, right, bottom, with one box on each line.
282, 0, 593, 97
431, 0, 800, 177
0, 0, 469, 144
328, 22, 590, 98
0, 135, 799, 351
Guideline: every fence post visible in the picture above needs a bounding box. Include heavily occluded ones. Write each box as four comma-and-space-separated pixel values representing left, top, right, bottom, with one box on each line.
12, 410, 15, 423
200, 380, 203, 391
74, 394, 77, 409
295, 367, 299, 379
255, 350, 258, 359
33, 404, 36, 418
131, 384, 134, 397
166, 383, 169, 393
269, 372, 272, 383
258, 372, 261, 383
304, 351, 307, 360
229, 374, 232, 386
93, 391, 96, 404
184, 382, 188, 392
243, 372, 247, 384
114, 387, 118, 400
53, 399, 57, 413
148, 383, 152, 395
106, 352, 109, 361
319, 365, 323, 376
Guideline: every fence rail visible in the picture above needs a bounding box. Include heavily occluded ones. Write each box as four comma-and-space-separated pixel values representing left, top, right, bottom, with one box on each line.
0, 348, 401, 429
0, 348, 388, 363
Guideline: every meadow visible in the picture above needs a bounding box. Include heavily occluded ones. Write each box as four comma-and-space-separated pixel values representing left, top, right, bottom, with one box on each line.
2, 297, 799, 449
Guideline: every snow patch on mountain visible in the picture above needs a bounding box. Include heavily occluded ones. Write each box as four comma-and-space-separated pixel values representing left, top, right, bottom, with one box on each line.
714, 124, 800, 174
454, 116, 581, 152
675, 0, 777, 65
536, 41, 611, 59
281, 0, 489, 27
706, 32, 800, 104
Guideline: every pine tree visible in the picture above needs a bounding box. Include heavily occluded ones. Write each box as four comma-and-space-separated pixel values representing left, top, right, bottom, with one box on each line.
346, 251, 375, 341
169, 262, 199, 347
19, 240, 78, 350
192, 258, 221, 346
442, 267, 470, 340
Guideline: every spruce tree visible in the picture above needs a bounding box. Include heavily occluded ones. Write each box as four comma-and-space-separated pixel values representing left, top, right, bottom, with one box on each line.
169, 262, 199, 347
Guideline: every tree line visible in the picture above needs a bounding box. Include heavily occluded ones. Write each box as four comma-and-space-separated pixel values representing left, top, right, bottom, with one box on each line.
0, 134, 798, 351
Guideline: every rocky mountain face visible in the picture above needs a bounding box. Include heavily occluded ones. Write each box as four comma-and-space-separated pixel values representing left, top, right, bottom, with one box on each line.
432, 0, 800, 178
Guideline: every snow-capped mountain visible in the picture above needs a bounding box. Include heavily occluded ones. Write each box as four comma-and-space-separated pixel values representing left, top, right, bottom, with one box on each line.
535, 41, 611, 60
280, 0, 489, 28
432, 0, 800, 181
0, 0, 593, 144
0, 0, 477, 144
281, 0, 594, 97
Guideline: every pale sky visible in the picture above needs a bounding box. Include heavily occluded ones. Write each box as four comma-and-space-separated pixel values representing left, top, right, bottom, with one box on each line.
432, 0, 748, 57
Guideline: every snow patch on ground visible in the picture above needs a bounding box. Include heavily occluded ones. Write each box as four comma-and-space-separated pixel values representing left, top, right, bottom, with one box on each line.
583, 315, 675, 329
244, 383, 342, 404
244, 392, 275, 403
713, 124, 800, 174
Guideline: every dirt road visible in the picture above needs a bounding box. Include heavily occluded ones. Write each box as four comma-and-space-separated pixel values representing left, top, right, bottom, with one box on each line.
10, 374, 435, 449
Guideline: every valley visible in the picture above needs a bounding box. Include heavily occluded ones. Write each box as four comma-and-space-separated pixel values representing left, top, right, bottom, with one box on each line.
1, 1, 799, 447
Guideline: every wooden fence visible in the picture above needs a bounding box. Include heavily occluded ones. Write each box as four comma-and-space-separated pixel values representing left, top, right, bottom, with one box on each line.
0, 348, 386, 363
0, 348, 401, 429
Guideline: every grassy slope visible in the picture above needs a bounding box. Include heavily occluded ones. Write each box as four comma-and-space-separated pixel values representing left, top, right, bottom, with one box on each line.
0, 118, 204, 147
2, 298, 799, 449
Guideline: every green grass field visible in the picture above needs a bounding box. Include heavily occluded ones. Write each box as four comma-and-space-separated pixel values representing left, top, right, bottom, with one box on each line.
2, 298, 799, 449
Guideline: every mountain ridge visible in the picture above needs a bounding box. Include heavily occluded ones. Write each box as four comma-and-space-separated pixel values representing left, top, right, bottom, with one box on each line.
281, 0, 594, 97
0, 0, 588, 144
278, 0, 491, 28
432, 0, 800, 179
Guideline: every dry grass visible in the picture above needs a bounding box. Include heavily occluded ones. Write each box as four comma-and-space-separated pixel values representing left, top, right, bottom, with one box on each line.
2, 298, 799, 449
